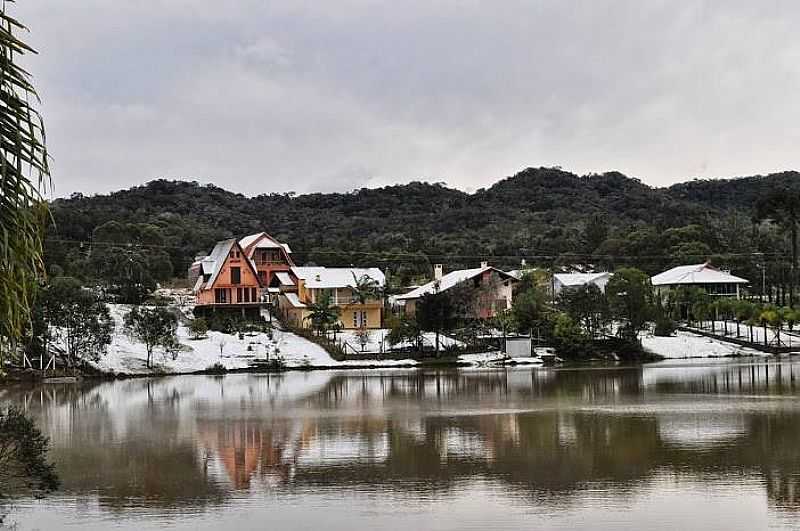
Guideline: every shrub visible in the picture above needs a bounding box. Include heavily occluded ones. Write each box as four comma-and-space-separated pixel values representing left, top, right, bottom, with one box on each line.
189, 317, 208, 339
653, 314, 677, 337
205, 362, 227, 374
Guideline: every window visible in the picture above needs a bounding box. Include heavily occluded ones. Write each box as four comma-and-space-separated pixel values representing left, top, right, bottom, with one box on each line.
252, 288, 258, 302
353, 311, 368, 328
237, 288, 243, 302
231, 267, 241, 285
215, 288, 228, 303
243, 288, 250, 303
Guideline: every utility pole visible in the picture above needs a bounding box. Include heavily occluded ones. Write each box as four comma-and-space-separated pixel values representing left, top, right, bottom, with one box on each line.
754, 253, 765, 303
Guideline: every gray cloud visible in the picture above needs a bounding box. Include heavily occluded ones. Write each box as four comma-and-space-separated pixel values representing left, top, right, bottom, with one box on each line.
15, 0, 800, 197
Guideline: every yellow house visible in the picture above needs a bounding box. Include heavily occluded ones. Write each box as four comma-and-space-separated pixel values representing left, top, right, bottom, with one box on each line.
277, 266, 385, 330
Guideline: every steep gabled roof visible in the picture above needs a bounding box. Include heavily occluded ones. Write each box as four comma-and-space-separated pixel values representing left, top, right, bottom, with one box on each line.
651, 263, 749, 286
395, 266, 516, 300
197, 239, 262, 291
291, 267, 386, 289
239, 232, 293, 256
203, 239, 237, 290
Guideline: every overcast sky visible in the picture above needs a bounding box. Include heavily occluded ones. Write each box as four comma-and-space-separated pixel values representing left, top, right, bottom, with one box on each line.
16, 1, 800, 198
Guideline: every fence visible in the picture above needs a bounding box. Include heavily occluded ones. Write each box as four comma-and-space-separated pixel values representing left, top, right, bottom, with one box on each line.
22, 352, 57, 372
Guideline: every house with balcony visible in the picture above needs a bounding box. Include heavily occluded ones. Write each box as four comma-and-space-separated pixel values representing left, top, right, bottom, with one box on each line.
395, 263, 517, 319
651, 262, 749, 300
192, 238, 264, 318
238, 232, 295, 288
276, 266, 386, 330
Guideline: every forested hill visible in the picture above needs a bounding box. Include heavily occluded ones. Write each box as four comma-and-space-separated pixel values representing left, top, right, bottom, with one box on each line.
45, 167, 800, 284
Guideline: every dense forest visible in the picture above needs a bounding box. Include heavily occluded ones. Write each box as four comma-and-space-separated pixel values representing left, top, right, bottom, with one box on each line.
44, 167, 800, 295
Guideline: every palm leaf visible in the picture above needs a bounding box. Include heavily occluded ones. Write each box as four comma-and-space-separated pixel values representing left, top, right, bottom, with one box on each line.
0, 0, 49, 364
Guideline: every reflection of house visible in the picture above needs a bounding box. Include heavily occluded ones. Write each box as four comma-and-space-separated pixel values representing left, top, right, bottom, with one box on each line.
395, 263, 517, 319
276, 266, 385, 329
192, 238, 264, 316
196, 420, 297, 490
651, 262, 748, 299
553, 272, 612, 297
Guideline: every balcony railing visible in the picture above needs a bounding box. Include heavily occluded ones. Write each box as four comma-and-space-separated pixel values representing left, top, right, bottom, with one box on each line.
330, 299, 382, 306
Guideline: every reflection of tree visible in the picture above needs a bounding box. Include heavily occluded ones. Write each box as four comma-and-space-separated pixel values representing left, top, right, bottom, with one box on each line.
653, 362, 800, 396
6, 380, 228, 511
6, 365, 800, 518
733, 414, 800, 513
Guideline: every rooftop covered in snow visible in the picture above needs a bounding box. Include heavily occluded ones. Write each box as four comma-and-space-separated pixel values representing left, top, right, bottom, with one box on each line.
554, 272, 611, 287
396, 266, 516, 300
291, 266, 385, 289
651, 263, 749, 286
239, 232, 292, 254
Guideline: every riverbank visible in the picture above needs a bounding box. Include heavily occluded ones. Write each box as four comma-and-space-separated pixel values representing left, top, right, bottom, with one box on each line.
83, 305, 499, 376
13, 303, 782, 380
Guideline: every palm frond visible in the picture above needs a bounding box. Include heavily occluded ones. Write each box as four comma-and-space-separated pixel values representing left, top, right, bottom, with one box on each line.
0, 0, 49, 361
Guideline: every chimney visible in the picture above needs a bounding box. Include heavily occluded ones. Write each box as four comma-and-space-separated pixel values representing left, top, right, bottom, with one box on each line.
434, 264, 443, 281
480, 261, 488, 269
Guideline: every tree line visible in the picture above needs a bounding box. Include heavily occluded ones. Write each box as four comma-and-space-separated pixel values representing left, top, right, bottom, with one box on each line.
40, 171, 800, 306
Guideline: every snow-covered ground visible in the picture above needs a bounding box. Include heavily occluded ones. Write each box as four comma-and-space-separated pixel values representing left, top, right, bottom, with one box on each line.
686, 321, 800, 349
334, 328, 464, 354
640, 330, 766, 359
92, 305, 421, 375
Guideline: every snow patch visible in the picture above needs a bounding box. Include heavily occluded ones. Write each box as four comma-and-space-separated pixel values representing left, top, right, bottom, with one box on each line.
640, 330, 765, 359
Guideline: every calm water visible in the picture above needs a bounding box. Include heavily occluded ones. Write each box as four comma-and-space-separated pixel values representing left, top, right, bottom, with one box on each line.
3, 360, 800, 530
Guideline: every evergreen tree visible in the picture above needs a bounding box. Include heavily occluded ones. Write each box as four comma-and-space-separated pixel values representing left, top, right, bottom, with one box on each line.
606, 268, 652, 342
416, 292, 457, 354
36, 277, 114, 369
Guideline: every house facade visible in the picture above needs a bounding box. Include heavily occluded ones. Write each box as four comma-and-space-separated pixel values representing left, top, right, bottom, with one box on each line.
396, 263, 517, 319
238, 232, 295, 288
192, 239, 264, 316
651, 262, 749, 300
276, 266, 386, 330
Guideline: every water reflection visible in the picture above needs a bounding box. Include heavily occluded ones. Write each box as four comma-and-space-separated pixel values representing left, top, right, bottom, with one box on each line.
3, 361, 800, 529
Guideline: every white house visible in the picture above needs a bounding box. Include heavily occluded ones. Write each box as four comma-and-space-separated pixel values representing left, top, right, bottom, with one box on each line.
553, 272, 612, 296
651, 262, 748, 299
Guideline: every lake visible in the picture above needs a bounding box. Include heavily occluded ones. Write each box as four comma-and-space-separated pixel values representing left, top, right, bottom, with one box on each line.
2, 360, 800, 530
